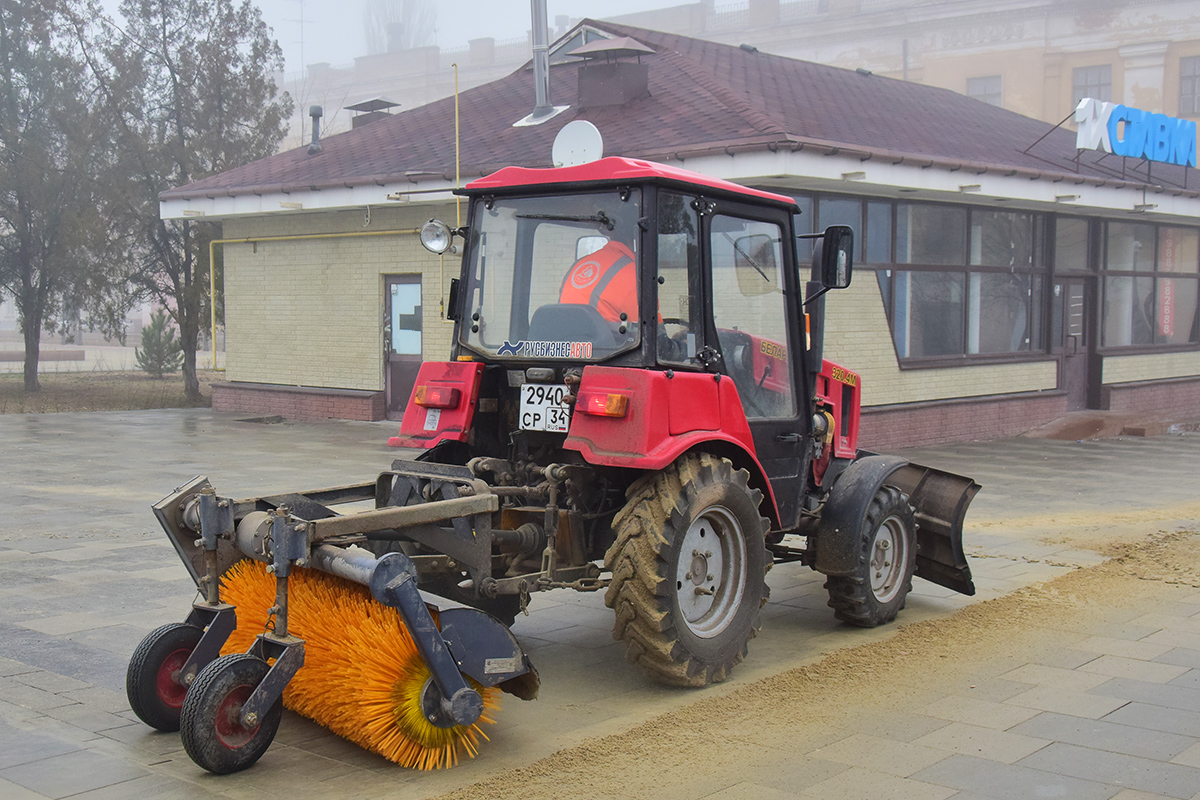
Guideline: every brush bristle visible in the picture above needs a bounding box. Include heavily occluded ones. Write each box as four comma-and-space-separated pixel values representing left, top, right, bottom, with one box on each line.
219, 559, 499, 769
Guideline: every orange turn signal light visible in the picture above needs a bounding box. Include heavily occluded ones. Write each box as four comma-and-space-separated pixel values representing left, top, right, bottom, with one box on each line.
413, 385, 461, 409
577, 391, 629, 418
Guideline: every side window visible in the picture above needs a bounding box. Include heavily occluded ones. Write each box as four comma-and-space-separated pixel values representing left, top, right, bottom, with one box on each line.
657, 192, 701, 365
710, 214, 796, 418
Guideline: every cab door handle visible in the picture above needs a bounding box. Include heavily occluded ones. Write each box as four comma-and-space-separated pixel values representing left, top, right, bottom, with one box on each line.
776, 433, 801, 444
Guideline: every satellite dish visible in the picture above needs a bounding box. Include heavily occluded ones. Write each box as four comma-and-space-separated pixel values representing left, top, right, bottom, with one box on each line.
552, 120, 604, 167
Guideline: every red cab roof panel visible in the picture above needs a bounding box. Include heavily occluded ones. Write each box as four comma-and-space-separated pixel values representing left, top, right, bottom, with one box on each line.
465, 157, 798, 210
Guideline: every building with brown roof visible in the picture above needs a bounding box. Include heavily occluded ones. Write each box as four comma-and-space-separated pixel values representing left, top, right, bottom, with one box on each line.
163, 20, 1200, 447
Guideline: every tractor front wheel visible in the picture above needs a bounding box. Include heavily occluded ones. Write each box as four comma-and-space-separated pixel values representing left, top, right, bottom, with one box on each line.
126, 622, 203, 732
180, 653, 282, 774
604, 453, 770, 687
824, 485, 917, 627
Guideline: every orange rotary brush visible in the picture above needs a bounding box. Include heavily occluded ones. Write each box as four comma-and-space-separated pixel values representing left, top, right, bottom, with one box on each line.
219, 559, 499, 769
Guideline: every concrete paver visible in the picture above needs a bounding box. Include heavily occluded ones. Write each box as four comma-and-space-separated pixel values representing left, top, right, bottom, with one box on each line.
0, 411, 1198, 798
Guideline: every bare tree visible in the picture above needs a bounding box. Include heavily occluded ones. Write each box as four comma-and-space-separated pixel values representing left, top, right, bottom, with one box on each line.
363, 0, 435, 55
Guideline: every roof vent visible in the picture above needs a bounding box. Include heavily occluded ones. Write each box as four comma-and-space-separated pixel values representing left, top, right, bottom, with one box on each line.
571, 36, 654, 108
345, 98, 400, 129
307, 106, 323, 155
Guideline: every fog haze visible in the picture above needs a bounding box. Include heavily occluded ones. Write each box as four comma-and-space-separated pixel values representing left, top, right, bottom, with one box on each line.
99, 0, 667, 78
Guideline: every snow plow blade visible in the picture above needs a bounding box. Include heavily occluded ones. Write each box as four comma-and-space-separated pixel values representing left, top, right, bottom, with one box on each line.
885, 461, 980, 596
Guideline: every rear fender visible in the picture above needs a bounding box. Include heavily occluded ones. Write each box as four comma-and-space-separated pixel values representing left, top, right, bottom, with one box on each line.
814, 454, 977, 596
563, 366, 781, 527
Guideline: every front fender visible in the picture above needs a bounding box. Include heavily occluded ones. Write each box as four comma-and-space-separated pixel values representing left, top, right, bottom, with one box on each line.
813, 455, 909, 578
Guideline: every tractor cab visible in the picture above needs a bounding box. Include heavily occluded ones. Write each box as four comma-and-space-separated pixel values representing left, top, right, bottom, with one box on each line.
412, 157, 854, 531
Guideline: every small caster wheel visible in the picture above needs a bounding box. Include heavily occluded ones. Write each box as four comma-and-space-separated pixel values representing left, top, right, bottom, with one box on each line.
180, 653, 282, 774
126, 623, 203, 732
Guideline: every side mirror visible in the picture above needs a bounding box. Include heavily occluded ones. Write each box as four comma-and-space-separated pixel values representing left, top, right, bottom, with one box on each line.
820, 225, 853, 289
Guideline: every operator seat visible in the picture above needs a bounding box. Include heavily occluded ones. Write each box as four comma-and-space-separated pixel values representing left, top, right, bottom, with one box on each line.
526, 303, 621, 355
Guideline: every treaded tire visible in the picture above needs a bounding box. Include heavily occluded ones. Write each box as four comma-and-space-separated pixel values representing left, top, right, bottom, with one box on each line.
126, 622, 203, 732
603, 453, 770, 687
180, 653, 282, 774
824, 485, 916, 628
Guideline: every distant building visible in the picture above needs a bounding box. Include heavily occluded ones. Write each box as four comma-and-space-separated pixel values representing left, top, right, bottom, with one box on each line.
279, 0, 1200, 145
163, 20, 1200, 448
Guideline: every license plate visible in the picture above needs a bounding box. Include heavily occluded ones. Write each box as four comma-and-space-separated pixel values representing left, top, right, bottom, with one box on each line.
519, 384, 571, 432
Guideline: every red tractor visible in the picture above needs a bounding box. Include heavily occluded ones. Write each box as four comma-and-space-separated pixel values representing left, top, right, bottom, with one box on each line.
393, 156, 978, 685
133, 157, 977, 774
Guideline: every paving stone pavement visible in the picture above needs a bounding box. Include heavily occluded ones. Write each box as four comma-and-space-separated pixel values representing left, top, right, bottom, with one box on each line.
0, 409, 1198, 798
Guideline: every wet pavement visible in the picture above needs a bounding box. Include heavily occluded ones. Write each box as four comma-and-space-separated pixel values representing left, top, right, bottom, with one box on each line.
1, 409, 1198, 798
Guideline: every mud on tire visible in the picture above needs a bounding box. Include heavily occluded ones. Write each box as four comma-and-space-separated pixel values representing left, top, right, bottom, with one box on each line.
603, 453, 770, 687
824, 485, 916, 628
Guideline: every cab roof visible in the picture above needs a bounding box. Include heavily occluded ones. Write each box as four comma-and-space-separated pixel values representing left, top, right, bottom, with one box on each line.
464, 157, 799, 211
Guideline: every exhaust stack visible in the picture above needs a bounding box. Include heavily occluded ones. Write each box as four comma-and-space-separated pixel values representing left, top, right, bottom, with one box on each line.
513, 0, 568, 126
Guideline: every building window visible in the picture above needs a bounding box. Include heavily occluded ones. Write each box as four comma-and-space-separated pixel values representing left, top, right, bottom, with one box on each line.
883, 203, 1046, 360
1102, 223, 1200, 347
966, 76, 1002, 107
1181, 57, 1200, 115
1073, 65, 1112, 105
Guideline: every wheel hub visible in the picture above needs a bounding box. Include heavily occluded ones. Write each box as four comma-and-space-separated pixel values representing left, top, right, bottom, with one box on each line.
155, 647, 191, 708
674, 506, 747, 638
213, 684, 258, 748
870, 515, 908, 604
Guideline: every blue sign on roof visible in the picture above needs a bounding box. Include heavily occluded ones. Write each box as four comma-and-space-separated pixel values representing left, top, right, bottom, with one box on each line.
1075, 98, 1197, 168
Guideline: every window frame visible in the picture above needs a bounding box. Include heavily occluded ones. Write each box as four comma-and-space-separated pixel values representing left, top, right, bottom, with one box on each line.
1072, 64, 1113, 106
1098, 220, 1200, 353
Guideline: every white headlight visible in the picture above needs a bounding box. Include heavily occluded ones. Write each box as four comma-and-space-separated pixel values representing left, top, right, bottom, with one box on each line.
420, 219, 452, 254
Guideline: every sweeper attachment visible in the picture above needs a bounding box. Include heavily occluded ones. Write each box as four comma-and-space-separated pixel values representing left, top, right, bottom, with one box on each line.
126, 477, 537, 774
128, 157, 981, 775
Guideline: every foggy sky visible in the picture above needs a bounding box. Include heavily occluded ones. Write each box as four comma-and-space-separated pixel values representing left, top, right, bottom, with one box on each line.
98, 0, 668, 77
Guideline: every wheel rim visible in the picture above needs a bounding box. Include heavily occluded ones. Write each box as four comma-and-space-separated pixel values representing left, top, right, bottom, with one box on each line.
155, 647, 191, 709
870, 514, 909, 604
674, 505, 747, 638
213, 684, 258, 749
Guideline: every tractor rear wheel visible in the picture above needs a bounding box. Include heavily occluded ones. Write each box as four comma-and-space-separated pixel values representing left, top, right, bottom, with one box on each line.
126, 622, 203, 732
180, 653, 282, 774
604, 453, 770, 687
824, 485, 916, 627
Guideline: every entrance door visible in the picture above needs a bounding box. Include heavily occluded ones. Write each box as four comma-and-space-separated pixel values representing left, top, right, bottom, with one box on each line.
1051, 277, 1096, 410
385, 275, 423, 419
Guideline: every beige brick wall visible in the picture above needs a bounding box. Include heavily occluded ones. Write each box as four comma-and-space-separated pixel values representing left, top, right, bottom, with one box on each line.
1103, 350, 1200, 385
223, 203, 459, 391
823, 274, 1057, 407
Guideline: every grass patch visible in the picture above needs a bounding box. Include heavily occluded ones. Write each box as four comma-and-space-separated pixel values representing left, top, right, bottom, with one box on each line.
0, 370, 220, 413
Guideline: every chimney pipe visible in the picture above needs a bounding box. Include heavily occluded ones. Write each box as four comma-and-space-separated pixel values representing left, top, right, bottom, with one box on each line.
308, 106, 323, 155
530, 0, 551, 117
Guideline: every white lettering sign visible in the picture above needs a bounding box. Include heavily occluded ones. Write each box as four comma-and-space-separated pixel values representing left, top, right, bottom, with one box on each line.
1075, 98, 1197, 168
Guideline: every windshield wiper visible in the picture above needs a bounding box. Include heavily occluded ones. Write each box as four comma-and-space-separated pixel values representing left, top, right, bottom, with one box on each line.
722, 231, 770, 282
515, 211, 615, 230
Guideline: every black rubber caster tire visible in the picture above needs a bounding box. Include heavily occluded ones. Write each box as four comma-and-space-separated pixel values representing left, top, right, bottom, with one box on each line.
180, 653, 282, 774
126, 623, 203, 732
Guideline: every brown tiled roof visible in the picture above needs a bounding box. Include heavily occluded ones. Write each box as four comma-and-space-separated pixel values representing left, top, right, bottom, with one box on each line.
162, 20, 1193, 201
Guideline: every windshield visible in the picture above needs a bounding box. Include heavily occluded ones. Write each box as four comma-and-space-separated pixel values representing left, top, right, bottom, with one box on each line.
460, 189, 643, 361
